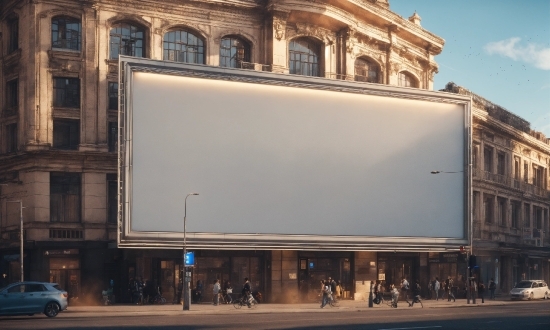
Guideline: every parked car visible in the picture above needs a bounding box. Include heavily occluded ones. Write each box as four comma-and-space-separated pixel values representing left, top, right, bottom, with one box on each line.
510, 280, 549, 300
0, 281, 68, 317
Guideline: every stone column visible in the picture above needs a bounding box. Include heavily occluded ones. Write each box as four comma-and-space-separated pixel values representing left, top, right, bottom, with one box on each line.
268, 11, 290, 74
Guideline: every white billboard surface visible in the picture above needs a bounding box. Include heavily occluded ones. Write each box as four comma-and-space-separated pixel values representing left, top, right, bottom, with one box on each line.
119, 58, 471, 250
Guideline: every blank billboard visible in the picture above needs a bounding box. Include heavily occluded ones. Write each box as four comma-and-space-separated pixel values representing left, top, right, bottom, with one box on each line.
119, 57, 471, 250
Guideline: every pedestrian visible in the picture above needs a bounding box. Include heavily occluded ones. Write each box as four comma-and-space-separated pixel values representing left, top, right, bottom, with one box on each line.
390, 284, 399, 308
242, 277, 252, 308
373, 280, 383, 304
195, 280, 203, 303
489, 278, 496, 299
213, 279, 221, 305
409, 280, 422, 307
328, 277, 337, 302
445, 276, 455, 302
400, 277, 410, 306
335, 280, 342, 300
434, 277, 440, 301
478, 280, 485, 303
320, 280, 330, 308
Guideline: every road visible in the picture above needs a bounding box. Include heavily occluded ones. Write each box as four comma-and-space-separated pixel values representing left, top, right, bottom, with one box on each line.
1, 300, 549, 329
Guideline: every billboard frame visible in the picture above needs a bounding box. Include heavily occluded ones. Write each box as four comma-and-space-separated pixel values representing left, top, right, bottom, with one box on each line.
118, 56, 472, 251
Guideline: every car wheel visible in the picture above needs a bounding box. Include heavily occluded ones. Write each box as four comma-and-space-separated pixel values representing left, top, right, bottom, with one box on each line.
44, 301, 60, 317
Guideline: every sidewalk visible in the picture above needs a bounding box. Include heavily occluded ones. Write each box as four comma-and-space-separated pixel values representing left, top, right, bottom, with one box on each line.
66, 298, 509, 316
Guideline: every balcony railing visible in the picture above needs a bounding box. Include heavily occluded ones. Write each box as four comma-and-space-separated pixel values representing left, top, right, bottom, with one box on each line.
473, 168, 549, 198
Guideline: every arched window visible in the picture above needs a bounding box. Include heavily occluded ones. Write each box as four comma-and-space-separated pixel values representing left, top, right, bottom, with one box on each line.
110, 22, 145, 59
354, 57, 380, 83
220, 36, 250, 68
52, 16, 81, 51
289, 38, 321, 77
163, 30, 204, 64
398, 72, 418, 88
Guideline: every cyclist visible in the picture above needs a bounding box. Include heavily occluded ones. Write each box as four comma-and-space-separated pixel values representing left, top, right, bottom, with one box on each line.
242, 277, 252, 308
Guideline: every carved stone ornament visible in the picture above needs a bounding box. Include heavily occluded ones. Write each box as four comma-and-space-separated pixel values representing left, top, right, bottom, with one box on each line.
390, 61, 400, 75
273, 17, 286, 41
295, 22, 335, 45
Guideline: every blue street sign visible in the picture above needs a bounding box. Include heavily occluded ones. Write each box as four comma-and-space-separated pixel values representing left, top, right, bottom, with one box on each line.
185, 251, 194, 267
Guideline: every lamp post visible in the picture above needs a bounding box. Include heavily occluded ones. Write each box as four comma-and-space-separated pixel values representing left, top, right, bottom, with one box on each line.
7, 200, 24, 282
183, 193, 199, 311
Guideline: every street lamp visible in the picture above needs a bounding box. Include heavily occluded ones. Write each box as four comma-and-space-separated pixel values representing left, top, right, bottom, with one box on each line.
6, 200, 24, 282
183, 193, 199, 311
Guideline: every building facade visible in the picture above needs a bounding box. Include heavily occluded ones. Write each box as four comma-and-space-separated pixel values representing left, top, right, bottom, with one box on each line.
0, 0, 548, 303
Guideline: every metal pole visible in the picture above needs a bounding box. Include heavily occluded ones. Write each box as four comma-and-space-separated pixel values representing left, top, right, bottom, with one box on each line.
183, 193, 198, 311
7, 201, 23, 282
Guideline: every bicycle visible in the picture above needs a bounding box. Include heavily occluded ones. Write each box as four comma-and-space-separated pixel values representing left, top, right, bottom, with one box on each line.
233, 293, 257, 309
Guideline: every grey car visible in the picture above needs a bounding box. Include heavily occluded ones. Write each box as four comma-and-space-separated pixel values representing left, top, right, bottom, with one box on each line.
0, 281, 68, 317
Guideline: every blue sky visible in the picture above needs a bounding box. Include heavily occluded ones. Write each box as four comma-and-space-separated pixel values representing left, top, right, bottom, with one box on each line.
390, 0, 550, 135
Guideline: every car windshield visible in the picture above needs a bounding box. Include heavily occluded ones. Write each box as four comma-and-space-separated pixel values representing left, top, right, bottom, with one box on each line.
514, 281, 533, 288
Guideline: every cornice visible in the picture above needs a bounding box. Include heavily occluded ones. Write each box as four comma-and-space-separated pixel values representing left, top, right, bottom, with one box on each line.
473, 107, 550, 154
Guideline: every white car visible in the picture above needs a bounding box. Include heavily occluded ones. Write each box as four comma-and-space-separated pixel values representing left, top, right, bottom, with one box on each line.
510, 280, 549, 300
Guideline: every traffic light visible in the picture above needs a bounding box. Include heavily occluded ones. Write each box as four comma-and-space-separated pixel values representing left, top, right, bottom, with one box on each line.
468, 255, 477, 269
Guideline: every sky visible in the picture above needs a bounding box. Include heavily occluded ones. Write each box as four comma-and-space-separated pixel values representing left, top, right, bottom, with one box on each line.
390, 0, 550, 136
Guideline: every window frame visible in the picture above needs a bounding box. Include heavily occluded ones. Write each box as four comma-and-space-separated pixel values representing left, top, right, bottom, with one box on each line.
53, 77, 80, 108
107, 173, 118, 224
8, 17, 19, 53
50, 172, 82, 223
109, 22, 145, 59
219, 35, 250, 68
5, 79, 18, 116
288, 37, 321, 77
354, 57, 380, 83
53, 119, 80, 150
108, 82, 118, 110
398, 72, 418, 88
163, 29, 205, 64
51, 16, 82, 51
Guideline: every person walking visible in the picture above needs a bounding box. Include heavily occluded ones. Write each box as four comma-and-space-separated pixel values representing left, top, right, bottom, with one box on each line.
320, 280, 330, 308
434, 277, 440, 301
409, 280, 422, 308
489, 278, 496, 300
478, 280, 485, 303
445, 276, 456, 302
212, 279, 221, 305
373, 280, 381, 304
400, 277, 410, 306
335, 280, 342, 300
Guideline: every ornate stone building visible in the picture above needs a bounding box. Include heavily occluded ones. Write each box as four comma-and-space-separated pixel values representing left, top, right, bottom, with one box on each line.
443, 83, 550, 294
0, 0, 547, 302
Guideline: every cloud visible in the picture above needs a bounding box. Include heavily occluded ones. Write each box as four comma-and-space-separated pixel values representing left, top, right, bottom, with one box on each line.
484, 37, 550, 70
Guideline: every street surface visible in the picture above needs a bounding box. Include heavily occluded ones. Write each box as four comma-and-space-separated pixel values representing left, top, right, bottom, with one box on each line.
0, 299, 549, 330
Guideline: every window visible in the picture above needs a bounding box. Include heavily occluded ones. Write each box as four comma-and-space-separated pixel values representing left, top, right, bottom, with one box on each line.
52, 16, 81, 51
220, 36, 250, 68
484, 194, 493, 223
472, 144, 479, 169
524, 203, 530, 227
53, 78, 80, 108
514, 157, 520, 180
53, 119, 79, 150
5, 123, 17, 153
497, 152, 505, 175
532, 165, 543, 187
107, 174, 117, 224
5, 79, 18, 116
108, 122, 117, 152
534, 207, 543, 230
163, 30, 204, 64
289, 38, 320, 77
50, 172, 81, 223
8, 18, 19, 53
484, 146, 493, 173
472, 191, 479, 221
511, 202, 520, 229
110, 22, 145, 59
398, 72, 417, 88
523, 162, 529, 183
354, 57, 380, 83
497, 197, 507, 226
108, 82, 118, 110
